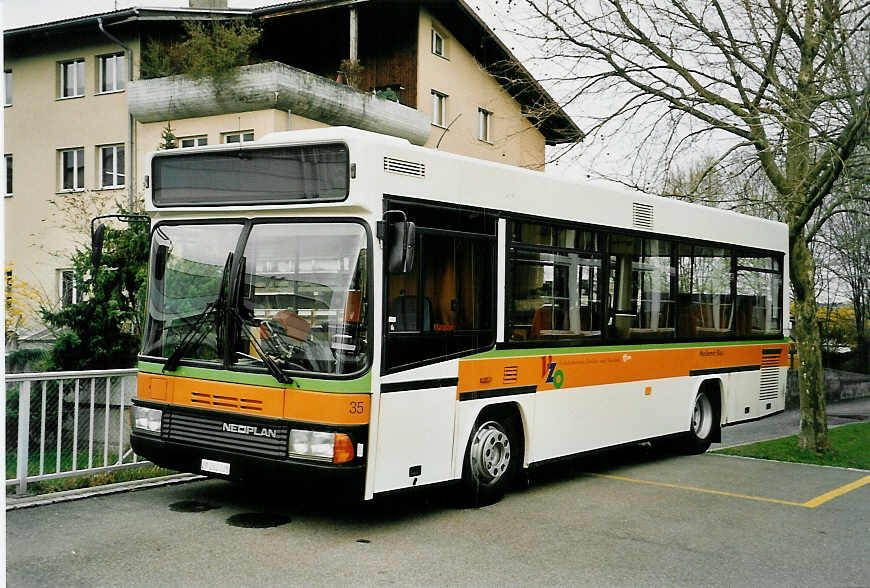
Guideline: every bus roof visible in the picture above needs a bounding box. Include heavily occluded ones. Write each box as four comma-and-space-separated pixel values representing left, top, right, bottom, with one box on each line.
147, 126, 788, 254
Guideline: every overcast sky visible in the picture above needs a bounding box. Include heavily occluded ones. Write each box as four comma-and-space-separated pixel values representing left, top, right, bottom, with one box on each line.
4, 1, 258, 28
3, 1, 509, 33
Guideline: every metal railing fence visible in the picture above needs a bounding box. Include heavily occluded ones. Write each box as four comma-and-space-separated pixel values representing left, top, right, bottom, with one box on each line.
5, 368, 148, 494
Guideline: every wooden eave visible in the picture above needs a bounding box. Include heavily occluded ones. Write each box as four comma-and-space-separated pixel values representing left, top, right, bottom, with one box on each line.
254, 0, 582, 145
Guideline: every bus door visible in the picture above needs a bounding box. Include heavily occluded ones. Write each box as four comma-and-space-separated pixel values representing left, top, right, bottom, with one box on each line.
373, 203, 497, 493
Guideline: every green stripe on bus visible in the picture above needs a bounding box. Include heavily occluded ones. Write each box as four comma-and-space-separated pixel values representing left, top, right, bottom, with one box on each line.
469, 339, 789, 359
136, 361, 372, 393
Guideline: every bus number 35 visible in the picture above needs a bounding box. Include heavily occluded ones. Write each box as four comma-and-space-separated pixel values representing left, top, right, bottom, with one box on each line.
349, 401, 365, 415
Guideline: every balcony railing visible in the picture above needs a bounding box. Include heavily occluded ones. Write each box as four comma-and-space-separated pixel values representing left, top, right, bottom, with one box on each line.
128, 61, 431, 145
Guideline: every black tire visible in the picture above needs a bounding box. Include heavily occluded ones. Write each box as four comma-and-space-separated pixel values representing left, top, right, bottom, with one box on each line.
683, 390, 717, 454
458, 416, 519, 508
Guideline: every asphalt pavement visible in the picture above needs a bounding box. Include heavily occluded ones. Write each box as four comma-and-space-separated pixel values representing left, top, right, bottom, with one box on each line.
7, 397, 870, 587
6, 397, 870, 512
7, 426, 870, 587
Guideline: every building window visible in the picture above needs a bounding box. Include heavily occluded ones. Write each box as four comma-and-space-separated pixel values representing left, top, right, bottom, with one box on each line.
5, 155, 12, 196
180, 135, 208, 148
59, 58, 85, 98
431, 91, 447, 127
478, 108, 492, 142
99, 144, 125, 189
431, 29, 446, 58
223, 131, 255, 144
4, 70, 11, 106
99, 53, 125, 93
59, 148, 85, 191
59, 269, 78, 307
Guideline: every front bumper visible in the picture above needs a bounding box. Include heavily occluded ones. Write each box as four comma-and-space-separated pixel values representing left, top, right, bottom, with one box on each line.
131, 400, 367, 494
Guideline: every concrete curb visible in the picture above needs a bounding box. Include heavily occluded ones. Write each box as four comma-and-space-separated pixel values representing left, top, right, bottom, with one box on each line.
6, 473, 205, 511
707, 451, 870, 474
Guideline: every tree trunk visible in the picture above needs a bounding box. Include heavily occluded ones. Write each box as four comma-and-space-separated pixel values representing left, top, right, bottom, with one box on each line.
790, 231, 830, 451
857, 337, 869, 374
853, 285, 868, 374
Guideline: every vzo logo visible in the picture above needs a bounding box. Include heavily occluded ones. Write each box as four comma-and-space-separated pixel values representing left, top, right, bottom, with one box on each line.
545, 362, 565, 389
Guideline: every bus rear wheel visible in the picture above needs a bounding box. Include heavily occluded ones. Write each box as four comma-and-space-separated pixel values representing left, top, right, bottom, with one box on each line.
684, 391, 716, 454
459, 417, 518, 507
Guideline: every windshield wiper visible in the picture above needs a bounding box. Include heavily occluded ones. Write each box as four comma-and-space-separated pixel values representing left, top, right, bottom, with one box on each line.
229, 307, 292, 384
163, 252, 233, 373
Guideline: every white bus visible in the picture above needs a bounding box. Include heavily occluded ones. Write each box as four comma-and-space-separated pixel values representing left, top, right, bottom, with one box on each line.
128, 127, 788, 505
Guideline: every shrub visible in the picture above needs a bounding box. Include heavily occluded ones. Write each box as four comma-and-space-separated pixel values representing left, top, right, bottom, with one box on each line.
140, 20, 262, 90
40, 213, 149, 371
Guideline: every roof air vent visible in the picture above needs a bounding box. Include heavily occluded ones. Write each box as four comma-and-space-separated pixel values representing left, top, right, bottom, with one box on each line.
632, 202, 654, 230
384, 157, 425, 178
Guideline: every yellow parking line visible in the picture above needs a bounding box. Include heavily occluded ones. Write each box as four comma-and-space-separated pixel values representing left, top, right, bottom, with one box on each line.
801, 475, 870, 508
586, 472, 870, 509
586, 473, 806, 507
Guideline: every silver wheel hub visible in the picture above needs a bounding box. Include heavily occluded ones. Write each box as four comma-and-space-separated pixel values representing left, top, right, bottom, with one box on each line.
692, 394, 713, 439
469, 421, 511, 484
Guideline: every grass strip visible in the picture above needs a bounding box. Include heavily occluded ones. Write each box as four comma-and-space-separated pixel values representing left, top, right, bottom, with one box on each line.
7, 465, 175, 496
714, 421, 870, 470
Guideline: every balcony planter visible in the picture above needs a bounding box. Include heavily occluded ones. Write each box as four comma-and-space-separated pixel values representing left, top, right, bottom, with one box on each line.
128, 61, 431, 146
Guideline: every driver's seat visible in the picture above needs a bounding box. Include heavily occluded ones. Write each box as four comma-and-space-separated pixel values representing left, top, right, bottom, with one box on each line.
261, 310, 310, 342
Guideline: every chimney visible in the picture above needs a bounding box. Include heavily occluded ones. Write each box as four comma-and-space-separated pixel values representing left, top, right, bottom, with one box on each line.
189, 0, 229, 8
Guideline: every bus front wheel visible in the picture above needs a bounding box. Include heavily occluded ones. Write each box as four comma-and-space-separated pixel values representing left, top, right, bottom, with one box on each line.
684, 391, 716, 454
459, 417, 518, 507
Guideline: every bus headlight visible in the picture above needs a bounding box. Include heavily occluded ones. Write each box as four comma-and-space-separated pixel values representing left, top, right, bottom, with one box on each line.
132, 406, 162, 434
289, 429, 354, 464
290, 429, 333, 459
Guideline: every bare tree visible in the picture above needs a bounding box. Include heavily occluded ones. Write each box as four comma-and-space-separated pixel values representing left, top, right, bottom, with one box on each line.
817, 174, 870, 372
662, 154, 786, 220
507, 0, 870, 450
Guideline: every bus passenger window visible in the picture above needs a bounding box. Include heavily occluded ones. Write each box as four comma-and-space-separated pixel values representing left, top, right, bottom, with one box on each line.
508, 222, 602, 343
511, 252, 570, 339
736, 255, 782, 336
607, 237, 675, 341
677, 244, 696, 337
680, 246, 734, 338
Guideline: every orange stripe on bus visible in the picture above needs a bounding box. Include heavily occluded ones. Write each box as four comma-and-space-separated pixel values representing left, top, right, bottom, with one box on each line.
457, 343, 788, 395
136, 373, 370, 425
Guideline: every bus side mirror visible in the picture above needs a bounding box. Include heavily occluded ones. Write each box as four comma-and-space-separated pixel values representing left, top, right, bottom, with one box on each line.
387, 221, 416, 274
90, 213, 151, 270
154, 244, 169, 281
91, 224, 106, 269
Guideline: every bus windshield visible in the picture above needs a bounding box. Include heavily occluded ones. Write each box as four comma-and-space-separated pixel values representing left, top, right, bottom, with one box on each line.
142, 221, 369, 377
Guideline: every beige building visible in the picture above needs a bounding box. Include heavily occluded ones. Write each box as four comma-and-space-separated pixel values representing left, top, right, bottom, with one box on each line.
3, 0, 579, 344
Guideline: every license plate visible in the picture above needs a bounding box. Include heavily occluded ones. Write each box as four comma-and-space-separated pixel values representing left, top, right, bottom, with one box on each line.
200, 458, 230, 476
